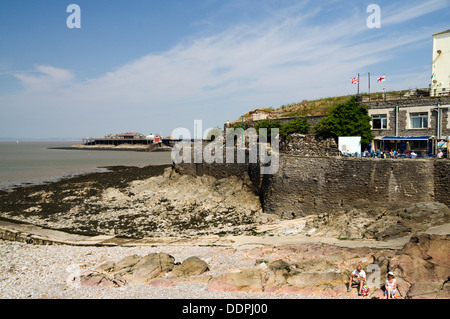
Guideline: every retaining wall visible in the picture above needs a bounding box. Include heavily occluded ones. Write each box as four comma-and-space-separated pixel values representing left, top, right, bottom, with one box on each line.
176, 152, 449, 218
261, 156, 447, 218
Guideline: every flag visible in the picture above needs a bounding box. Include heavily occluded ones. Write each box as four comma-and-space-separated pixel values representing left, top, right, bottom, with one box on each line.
377, 74, 386, 83
351, 76, 359, 84
431, 72, 436, 79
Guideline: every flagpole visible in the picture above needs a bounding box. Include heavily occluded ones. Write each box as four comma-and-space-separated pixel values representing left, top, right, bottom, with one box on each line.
368, 72, 371, 101
357, 73, 360, 96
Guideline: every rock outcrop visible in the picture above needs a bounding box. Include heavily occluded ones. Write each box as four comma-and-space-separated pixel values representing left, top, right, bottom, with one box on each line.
207, 244, 381, 296
207, 235, 449, 298
80, 235, 449, 299
81, 253, 210, 288
1, 167, 263, 238
169, 256, 210, 278
389, 234, 450, 299
303, 202, 450, 240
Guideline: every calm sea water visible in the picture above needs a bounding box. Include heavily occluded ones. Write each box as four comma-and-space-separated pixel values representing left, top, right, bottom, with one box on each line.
0, 141, 173, 190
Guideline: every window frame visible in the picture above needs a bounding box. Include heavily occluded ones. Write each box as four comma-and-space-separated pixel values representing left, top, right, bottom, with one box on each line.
372, 114, 388, 130
410, 112, 428, 129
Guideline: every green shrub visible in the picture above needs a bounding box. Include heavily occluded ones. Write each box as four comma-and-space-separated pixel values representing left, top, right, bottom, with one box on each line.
314, 96, 374, 145
280, 117, 310, 139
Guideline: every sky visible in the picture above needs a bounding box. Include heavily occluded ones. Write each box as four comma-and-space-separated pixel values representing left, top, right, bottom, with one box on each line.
0, 0, 449, 140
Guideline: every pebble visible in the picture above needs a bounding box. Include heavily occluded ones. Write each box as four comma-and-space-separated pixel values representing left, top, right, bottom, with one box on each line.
0, 239, 339, 299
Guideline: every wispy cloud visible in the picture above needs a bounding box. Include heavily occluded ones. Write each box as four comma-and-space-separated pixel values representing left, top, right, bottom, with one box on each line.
74, 5, 430, 104
0, 1, 443, 137
13, 65, 75, 92
382, 0, 449, 26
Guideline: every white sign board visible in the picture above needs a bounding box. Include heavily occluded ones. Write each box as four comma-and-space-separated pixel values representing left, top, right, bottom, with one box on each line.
338, 136, 361, 155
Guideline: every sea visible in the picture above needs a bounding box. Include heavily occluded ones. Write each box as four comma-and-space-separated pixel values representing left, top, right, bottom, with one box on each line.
0, 141, 173, 190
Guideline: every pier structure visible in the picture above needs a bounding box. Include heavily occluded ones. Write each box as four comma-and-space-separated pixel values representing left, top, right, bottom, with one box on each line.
81, 132, 164, 150
82, 137, 156, 147
81, 132, 200, 150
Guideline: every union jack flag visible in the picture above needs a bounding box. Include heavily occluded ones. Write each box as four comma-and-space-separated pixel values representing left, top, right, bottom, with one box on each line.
351, 76, 359, 84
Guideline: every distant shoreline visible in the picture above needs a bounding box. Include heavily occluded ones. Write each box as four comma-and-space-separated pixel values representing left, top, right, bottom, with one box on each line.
48, 145, 172, 152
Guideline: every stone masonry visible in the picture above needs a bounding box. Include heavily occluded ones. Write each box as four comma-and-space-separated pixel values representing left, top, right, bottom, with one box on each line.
261, 156, 448, 219
175, 144, 450, 219
365, 96, 450, 138
279, 134, 340, 157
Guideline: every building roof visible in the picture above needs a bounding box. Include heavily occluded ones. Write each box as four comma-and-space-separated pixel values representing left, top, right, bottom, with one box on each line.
433, 29, 450, 36
381, 136, 433, 141
248, 108, 272, 115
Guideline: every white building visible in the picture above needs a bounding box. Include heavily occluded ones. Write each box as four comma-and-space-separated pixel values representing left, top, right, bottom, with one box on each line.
431, 29, 450, 96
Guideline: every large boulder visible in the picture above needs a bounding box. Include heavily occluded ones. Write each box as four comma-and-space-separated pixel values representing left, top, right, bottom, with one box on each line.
207, 268, 265, 293
207, 257, 350, 296
169, 256, 209, 277
304, 202, 450, 240
407, 282, 444, 299
389, 234, 450, 299
122, 253, 175, 283
266, 269, 347, 292
81, 253, 211, 287
81, 253, 176, 286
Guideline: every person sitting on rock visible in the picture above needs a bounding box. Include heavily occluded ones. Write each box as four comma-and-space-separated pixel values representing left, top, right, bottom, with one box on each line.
384, 272, 397, 299
348, 264, 366, 295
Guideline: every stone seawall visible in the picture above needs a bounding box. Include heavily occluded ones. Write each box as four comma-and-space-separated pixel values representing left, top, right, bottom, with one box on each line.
260, 156, 447, 218
434, 160, 450, 207
176, 153, 449, 218
173, 148, 262, 194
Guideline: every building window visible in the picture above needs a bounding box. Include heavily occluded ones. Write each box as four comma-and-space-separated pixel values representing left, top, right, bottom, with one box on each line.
410, 113, 428, 129
372, 114, 387, 129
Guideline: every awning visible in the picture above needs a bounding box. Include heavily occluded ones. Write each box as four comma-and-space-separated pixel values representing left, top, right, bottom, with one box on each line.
380, 136, 432, 141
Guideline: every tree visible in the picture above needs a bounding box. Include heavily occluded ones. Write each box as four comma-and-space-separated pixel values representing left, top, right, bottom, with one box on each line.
280, 117, 310, 139
254, 120, 282, 140
206, 127, 222, 141
314, 96, 374, 146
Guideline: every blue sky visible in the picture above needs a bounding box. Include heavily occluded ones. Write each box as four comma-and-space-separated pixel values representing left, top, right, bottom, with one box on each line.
0, 0, 449, 139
